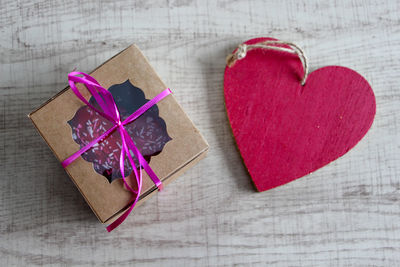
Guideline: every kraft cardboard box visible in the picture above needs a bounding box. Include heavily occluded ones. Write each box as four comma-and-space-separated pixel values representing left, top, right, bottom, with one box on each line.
29, 44, 208, 225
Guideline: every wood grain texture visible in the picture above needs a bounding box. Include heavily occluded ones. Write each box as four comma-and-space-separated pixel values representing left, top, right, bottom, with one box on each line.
0, 0, 399, 266
224, 37, 376, 192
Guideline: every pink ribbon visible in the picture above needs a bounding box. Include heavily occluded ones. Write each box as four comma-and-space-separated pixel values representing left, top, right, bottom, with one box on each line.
62, 72, 172, 232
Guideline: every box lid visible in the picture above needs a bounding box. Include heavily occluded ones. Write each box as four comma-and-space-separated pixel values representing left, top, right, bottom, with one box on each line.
29, 45, 208, 222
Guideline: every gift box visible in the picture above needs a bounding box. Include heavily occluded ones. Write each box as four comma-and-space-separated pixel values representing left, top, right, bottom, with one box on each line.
29, 44, 208, 228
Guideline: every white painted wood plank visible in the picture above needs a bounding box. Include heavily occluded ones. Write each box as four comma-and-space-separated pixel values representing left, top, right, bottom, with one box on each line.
1, 0, 399, 266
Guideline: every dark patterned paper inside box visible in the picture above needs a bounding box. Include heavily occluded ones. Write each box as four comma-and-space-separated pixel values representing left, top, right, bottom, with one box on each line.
68, 80, 171, 183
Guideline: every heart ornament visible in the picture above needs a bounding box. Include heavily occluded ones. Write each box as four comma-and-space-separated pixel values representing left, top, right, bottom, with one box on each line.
224, 37, 376, 191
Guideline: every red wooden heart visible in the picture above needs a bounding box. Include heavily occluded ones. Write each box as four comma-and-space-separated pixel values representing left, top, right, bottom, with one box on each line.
224, 37, 376, 192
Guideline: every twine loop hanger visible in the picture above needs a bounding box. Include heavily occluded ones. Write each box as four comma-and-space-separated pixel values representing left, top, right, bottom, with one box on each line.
226, 40, 309, 86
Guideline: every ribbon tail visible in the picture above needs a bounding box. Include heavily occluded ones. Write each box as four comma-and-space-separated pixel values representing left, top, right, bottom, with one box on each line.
106, 202, 136, 232
122, 130, 163, 190
107, 127, 143, 232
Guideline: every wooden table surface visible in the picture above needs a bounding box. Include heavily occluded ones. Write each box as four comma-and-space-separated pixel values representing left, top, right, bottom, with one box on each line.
1, 0, 399, 266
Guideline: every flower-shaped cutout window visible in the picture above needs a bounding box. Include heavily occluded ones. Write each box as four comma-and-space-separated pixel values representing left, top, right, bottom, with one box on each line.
68, 80, 171, 183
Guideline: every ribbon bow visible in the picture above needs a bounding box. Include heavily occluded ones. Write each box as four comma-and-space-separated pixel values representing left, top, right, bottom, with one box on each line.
62, 72, 172, 232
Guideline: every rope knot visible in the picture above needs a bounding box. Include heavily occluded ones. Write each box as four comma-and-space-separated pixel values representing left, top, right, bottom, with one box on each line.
236, 44, 247, 60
